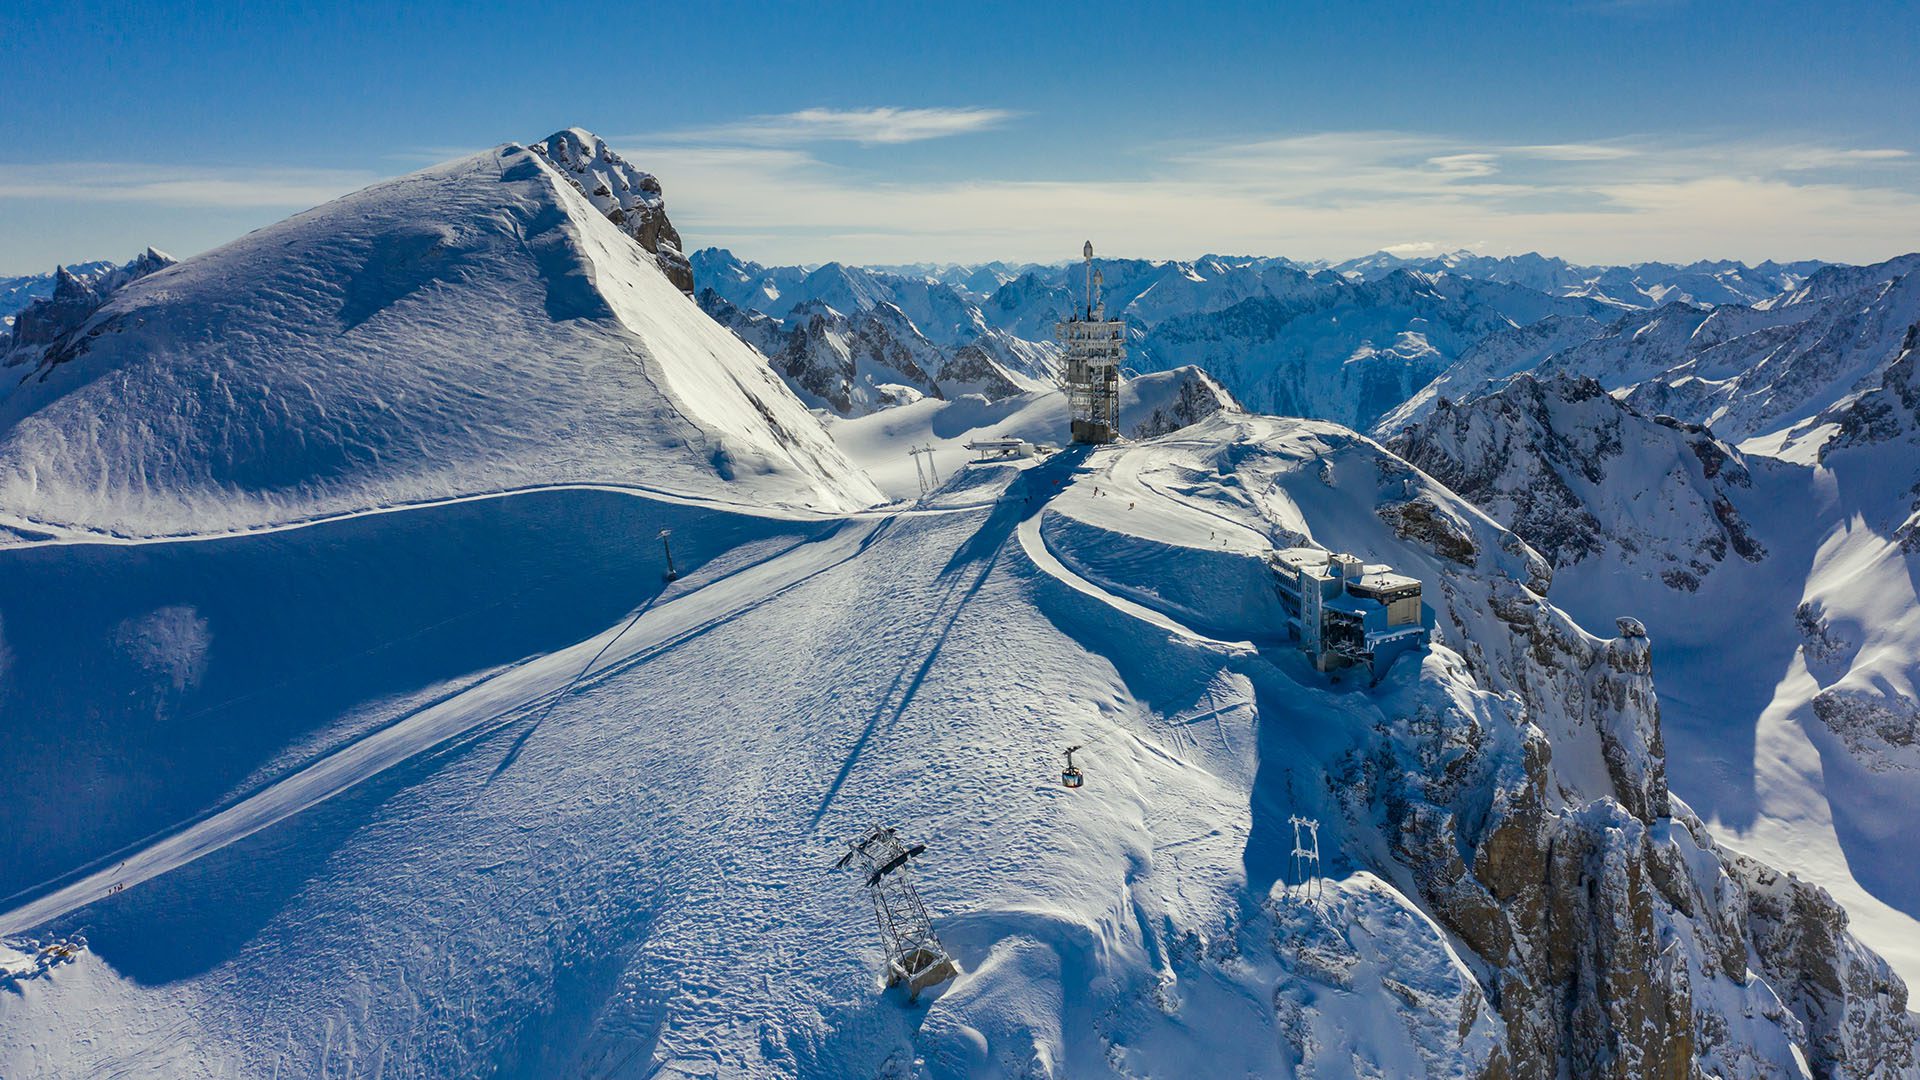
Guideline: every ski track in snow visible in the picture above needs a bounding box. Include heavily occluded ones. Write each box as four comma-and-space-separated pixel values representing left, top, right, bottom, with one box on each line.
0, 513, 891, 935
0, 472, 1232, 940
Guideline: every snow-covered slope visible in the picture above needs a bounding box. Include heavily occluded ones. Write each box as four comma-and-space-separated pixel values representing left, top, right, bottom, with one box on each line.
0, 138, 880, 538
1136, 270, 1578, 430
3, 412, 1911, 1077
1373, 313, 1606, 434
1532, 255, 1920, 440
824, 366, 1239, 501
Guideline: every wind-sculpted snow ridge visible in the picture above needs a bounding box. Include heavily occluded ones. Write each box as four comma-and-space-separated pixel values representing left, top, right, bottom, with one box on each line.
0, 138, 880, 538
4, 411, 1912, 1077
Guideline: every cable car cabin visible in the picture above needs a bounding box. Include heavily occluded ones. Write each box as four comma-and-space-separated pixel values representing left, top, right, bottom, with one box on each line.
1061, 745, 1085, 788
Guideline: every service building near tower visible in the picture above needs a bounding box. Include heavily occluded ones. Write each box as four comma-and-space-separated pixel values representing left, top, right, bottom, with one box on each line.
1271, 547, 1428, 673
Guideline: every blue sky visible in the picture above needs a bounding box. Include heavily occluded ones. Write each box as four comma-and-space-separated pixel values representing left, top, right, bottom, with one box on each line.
3, 0, 1918, 273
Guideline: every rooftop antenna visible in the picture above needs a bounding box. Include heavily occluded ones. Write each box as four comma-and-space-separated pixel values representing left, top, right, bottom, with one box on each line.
1083, 240, 1096, 318
833, 826, 959, 999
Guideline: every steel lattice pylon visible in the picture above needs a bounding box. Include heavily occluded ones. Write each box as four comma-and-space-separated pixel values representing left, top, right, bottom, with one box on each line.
835, 826, 958, 998
1055, 240, 1124, 445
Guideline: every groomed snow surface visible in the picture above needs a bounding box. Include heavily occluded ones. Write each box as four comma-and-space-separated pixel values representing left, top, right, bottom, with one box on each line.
0, 392, 1684, 1077
0, 422, 1325, 1076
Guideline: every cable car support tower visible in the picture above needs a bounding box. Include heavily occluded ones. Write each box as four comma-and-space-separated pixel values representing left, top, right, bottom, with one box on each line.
834, 826, 958, 999
1055, 241, 1125, 445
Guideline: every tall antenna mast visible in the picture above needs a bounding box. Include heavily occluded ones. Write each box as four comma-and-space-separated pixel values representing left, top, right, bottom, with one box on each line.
1054, 240, 1124, 444
1084, 240, 1095, 319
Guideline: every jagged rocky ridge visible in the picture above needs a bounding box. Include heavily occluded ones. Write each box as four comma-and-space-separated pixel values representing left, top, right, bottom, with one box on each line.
699, 288, 1052, 418
1387, 373, 1764, 591
1499, 255, 1920, 441
1047, 415, 1916, 1077
696, 247, 1627, 432
531, 128, 694, 294
1328, 249, 1830, 310
0, 249, 176, 376
1, 259, 122, 327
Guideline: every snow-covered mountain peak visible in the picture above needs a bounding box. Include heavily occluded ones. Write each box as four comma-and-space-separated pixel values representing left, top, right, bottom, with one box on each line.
529, 127, 693, 292
1390, 372, 1764, 591
0, 143, 879, 537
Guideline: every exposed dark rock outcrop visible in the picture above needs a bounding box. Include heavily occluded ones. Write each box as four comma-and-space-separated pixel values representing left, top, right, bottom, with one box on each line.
1, 248, 176, 377
531, 128, 694, 293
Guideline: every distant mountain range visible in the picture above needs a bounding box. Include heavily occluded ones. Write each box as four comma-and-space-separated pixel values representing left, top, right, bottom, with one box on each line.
4, 130, 1919, 1079
686, 245, 1910, 437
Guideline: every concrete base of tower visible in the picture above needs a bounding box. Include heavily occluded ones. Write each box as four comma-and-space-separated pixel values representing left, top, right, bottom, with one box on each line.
1071, 418, 1117, 445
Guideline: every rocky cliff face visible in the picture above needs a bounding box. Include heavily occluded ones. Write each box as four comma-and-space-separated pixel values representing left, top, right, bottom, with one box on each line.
701, 292, 1045, 417
1053, 415, 1918, 1077
530, 128, 693, 294
1388, 374, 1764, 591
0, 248, 175, 377
1357, 468, 1914, 1079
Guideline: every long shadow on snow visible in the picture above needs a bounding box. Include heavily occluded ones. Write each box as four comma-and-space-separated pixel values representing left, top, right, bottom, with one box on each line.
0, 489, 809, 901
48, 710, 493, 986
808, 450, 1089, 830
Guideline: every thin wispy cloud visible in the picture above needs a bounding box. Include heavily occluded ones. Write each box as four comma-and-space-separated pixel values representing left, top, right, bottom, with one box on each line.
655, 107, 1015, 146
0, 163, 380, 208
1775, 147, 1909, 170
1509, 143, 1640, 161
613, 128, 1920, 265
8, 127, 1914, 267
